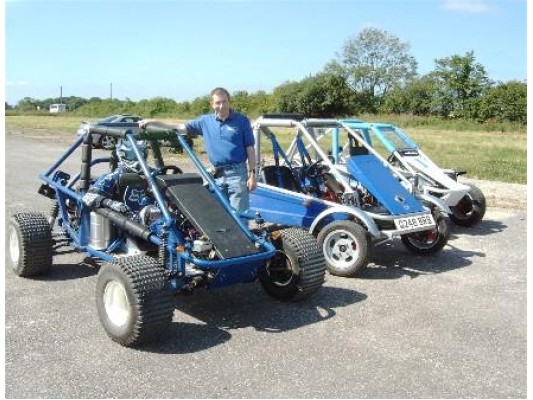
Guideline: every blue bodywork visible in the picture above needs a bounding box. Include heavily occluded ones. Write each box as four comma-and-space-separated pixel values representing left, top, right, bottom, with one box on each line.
346, 156, 424, 215
249, 186, 330, 228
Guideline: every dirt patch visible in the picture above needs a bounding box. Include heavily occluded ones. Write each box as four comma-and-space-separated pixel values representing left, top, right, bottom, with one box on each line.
6, 126, 75, 143
462, 178, 527, 210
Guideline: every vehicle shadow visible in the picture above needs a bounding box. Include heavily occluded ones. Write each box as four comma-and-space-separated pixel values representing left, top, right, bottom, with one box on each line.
357, 243, 484, 280
142, 284, 366, 354
37, 257, 101, 281
448, 218, 508, 238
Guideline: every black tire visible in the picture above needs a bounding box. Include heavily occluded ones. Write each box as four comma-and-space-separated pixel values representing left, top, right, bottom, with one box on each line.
317, 220, 368, 277
401, 213, 449, 255
99, 135, 117, 150
8, 212, 53, 277
259, 228, 325, 301
449, 183, 486, 227
95, 255, 175, 347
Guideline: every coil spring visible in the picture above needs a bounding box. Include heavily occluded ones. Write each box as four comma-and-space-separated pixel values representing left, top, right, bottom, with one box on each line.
159, 229, 168, 265
50, 202, 59, 218
48, 202, 60, 227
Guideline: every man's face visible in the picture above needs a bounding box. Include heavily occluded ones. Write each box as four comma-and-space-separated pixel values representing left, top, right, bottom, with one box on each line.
211, 93, 230, 119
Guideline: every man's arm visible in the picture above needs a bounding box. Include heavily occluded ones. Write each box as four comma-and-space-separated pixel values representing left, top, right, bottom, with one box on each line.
246, 145, 257, 191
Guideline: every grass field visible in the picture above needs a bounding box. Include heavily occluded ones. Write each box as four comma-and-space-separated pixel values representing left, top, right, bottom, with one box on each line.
5, 115, 527, 184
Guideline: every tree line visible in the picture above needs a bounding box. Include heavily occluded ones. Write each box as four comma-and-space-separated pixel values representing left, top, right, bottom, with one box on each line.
6, 28, 526, 125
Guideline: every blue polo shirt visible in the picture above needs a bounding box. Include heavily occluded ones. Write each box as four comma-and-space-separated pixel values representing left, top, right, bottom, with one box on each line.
185, 110, 255, 167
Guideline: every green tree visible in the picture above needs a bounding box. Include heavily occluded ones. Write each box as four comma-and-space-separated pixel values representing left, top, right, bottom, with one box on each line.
16, 97, 39, 112
272, 80, 306, 114
328, 27, 417, 111
478, 80, 526, 123
273, 73, 353, 117
231, 90, 252, 114
381, 75, 438, 116
432, 51, 491, 118
189, 95, 211, 116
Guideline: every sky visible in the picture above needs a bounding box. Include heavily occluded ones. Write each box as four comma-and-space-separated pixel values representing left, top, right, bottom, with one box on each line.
3, 0, 528, 106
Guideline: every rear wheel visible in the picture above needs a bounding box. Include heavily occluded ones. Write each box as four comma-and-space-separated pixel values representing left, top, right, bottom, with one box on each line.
317, 220, 368, 277
95, 255, 174, 347
259, 228, 325, 301
450, 183, 486, 227
401, 213, 449, 255
9, 212, 53, 277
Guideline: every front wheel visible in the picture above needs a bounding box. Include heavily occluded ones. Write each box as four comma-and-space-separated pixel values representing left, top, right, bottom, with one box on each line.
9, 212, 53, 277
317, 220, 368, 277
449, 183, 486, 227
401, 213, 449, 255
95, 255, 175, 347
259, 228, 325, 301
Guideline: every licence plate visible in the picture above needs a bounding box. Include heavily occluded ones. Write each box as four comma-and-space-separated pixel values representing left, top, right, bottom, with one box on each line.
394, 214, 435, 232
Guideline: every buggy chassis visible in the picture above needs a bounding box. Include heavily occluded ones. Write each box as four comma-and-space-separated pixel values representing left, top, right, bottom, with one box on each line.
8, 125, 325, 347
248, 115, 450, 277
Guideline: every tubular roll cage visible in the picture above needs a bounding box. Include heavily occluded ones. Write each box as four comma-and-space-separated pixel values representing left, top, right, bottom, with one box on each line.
39, 125, 275, 273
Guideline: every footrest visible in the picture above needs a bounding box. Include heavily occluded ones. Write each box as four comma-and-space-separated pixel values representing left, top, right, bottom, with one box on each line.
156, 174, 259, 259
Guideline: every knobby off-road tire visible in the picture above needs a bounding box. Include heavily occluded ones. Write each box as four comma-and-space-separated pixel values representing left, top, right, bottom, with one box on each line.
9, 212, 53, 277
95, 255, 175, 347
317, 220, 368, 277
401, 213, 449, 255
259, 228, 325, 302
449, 183, 486, 227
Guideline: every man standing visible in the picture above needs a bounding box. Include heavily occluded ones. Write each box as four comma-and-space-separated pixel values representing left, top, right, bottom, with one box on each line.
139, 87, 256, 214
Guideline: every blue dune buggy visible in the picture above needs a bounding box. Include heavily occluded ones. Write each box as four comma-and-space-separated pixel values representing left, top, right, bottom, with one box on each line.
7, 125, 325, 347
247, 115, 450, 277
338, 120, 486, 227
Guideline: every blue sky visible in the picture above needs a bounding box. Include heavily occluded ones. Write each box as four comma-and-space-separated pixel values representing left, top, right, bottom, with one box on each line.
4, 0, 527, 106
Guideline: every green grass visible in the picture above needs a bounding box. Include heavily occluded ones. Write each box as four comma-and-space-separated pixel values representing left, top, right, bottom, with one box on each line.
5, 115, 85, 132
5, 115, 527, 184
405, 128, 526, 184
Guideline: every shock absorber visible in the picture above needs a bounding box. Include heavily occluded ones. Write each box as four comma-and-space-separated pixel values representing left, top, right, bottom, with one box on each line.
48, 202, 59, 229
159, 228, 168, 266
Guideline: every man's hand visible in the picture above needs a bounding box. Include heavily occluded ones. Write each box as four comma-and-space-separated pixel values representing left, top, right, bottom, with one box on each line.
247, 174, 257, 192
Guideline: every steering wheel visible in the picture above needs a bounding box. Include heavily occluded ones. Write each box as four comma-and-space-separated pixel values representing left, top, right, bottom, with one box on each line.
158, 165, 183, 175
305, 159, 325, 179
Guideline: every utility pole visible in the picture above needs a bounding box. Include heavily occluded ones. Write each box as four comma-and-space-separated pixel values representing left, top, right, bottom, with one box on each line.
110, 83, 113, 100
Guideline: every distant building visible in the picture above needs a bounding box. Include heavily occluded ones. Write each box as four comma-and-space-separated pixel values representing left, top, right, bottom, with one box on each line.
49, 103, 66, 113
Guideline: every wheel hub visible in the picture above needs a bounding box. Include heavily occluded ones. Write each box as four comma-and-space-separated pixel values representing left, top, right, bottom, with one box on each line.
323, 230, 359, 270
103, 281, 130, 327
265, 250, 293, 287
9, 226, 20, 265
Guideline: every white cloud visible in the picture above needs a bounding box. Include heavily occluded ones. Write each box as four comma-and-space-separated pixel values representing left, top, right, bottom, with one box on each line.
441, 0, 493, 13
5, 81, 29, 86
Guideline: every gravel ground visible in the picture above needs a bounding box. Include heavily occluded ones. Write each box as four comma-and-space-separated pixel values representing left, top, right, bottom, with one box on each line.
4, 132, 527, 398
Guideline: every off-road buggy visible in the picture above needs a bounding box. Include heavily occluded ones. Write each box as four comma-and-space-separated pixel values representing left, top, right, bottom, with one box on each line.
247, 115, 450, 277
340, 120, 486, 227
8, 125, 325, 347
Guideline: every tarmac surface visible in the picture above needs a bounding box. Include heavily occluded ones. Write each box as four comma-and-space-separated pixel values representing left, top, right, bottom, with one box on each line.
4, 134, 527, 398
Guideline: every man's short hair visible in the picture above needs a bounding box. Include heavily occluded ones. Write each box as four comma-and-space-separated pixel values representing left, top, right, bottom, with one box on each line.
210, 87, 230, 100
